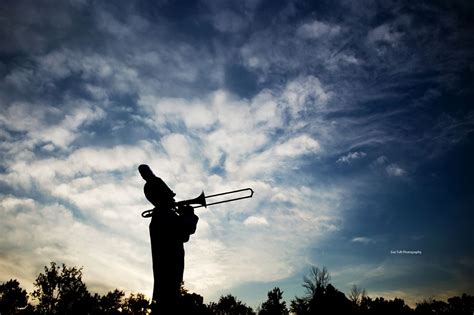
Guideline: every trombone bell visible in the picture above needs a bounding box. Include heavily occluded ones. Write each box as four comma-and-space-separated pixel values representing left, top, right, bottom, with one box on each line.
177, 191, 207, 208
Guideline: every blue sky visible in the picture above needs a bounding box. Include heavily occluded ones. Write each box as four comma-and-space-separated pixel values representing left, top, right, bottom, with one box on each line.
1, 0, 473, 308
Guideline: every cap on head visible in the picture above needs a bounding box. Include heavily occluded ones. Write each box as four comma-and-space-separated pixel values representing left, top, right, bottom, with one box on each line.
138, 164, 154, 181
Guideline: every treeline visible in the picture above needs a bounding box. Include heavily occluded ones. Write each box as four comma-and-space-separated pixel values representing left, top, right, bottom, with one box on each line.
1, 263, 473, 315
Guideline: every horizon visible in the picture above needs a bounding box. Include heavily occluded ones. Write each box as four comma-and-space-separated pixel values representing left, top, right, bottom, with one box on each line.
3, 261, 473, 311
1, 0, 473, 310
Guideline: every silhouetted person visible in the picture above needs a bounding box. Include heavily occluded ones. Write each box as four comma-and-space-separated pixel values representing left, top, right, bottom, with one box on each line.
138, 164, 199, 314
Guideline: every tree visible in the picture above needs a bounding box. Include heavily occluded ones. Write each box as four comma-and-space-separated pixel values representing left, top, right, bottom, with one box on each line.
208, 294, 255, 315
180, 292, 212, 315
258, 287, 289, 315
290, 297, 309, 315
290, 266, 352, 315
361, 296, 413, 315
291, 266, 331, 315
32, 262, 94, 315
415, 294, 474, 315
302, 266, 330, 299
99, 289, 124, 315
308, 283, 352, 314
447, 294, 474, 315
0, 279, 29, 314
348, 284, 367, 306
177, 282, 211, 314
122, 293, 150, 315
415, 298, 448, 315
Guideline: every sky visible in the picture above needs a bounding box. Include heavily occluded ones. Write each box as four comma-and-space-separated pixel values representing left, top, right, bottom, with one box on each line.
1, 0, 473, 309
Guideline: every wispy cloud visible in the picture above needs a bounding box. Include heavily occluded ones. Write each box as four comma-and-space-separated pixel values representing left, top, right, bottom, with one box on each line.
337, 151, 367, 164
351, 236, 376, 245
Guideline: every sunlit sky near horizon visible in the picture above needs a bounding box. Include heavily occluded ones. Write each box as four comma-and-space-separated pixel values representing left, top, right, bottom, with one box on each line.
1, 0, 473, 309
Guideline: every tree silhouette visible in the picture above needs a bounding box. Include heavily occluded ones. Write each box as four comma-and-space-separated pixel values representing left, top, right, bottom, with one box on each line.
100, 289, 125, 315
303, 266, 330, 295
122, 293, 150, 315
0, 279, 30, 314
348, 284, 366, 306
180, 292, 212, 315
176, 282, 211, 314
415, 294, 474, 315
3, 262, 474, 315
208, 294, 255, 315
446, 294, 474, 315
291, 266, 333, 314
309, 283, 352, 314
291, 267, 352, 314
32, 262, 94, 315
360, 296, 413, 315
415, 298, 448, 315
258, 287, 289, 315
290, 297, 309, 315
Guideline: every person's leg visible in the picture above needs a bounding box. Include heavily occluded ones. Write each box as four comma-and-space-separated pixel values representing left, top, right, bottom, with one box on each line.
153, 287, 177, 314
151, 248, 185, 314
150, 301, 158, 314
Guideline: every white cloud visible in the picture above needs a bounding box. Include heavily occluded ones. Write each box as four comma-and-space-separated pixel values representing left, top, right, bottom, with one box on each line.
370, 157, 407, 177
282, 76, 331, 117
367, 23, 402, 47
337, 151, 366, 163
386, 163, 406, 177
0, 100, 105, 151
372, 155, 389, 166
274, 135, 321, 157
230, 134, 320, 181
351, 236, 376, 244
138, 76, 329, 138
297, 20, 341, 39
243, 215, 269, 226
138, 76, 328, 181
161, 134, 191, 159
138, 96, 217, 131
376, 155, 388, 164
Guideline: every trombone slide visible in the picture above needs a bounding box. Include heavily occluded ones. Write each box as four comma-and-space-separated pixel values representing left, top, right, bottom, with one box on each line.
141, 187, 254, 218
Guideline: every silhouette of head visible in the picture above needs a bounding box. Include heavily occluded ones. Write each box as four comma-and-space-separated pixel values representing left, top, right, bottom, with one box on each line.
138, 164, 155, 181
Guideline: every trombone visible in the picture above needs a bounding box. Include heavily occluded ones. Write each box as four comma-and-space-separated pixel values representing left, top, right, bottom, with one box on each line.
141, 187, 254, 218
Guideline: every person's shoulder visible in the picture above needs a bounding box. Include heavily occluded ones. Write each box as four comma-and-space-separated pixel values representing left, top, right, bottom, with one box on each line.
145, 175, 160, 184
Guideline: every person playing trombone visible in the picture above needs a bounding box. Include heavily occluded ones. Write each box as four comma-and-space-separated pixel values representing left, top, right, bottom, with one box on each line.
138, 164, 199, 314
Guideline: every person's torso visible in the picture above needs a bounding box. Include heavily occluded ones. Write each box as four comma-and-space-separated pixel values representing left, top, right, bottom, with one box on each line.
149, 209, 183, 249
